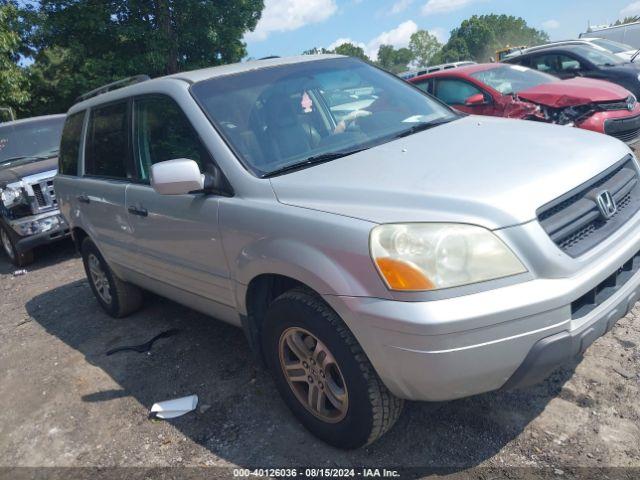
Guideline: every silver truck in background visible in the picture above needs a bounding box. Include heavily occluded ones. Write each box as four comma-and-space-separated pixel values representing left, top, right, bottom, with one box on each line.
0, 115, 69, 266
581, 21, 640, 49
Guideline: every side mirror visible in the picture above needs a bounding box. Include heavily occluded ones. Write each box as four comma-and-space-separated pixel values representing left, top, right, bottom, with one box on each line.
465, 93, 486, 106
150, 159, 205, 195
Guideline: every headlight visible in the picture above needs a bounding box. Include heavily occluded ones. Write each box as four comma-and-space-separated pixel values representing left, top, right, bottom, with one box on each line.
12, 215, 65, 236
370, 223, 527, 291
0, 186, 24, 207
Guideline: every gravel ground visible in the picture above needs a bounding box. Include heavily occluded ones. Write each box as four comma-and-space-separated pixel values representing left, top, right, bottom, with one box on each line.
0, 238, 639, 479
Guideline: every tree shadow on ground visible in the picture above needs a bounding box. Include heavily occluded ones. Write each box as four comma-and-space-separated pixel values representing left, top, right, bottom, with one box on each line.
25, 278, 579, 475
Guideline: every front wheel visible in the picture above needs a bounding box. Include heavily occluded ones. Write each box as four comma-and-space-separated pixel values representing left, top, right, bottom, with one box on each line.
0, 224, 34, 267
262, 289, 403, 449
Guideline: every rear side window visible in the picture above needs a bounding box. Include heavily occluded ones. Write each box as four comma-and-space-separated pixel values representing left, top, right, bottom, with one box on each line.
133, 95, 209, 181
58, 112, 85, 176
84, 101, 130, 178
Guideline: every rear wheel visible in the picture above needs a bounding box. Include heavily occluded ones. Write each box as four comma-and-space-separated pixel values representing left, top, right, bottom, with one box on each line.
263, 288, 403, 449
81, 238, 143, 318
0, 224, 34, 268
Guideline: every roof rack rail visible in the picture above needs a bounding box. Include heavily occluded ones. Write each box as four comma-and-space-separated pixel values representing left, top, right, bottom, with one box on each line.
258, 55, 280, 60
75, 75, 150, 103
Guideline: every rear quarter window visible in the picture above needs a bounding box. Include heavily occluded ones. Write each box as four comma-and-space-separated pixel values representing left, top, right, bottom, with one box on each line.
58, 112, 85, 176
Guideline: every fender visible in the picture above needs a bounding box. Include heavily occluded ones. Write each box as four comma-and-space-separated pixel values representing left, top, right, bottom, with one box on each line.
232, 236, 384, 315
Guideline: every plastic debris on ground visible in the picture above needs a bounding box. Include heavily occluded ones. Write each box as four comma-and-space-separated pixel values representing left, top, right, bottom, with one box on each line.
150, 394, 198, 419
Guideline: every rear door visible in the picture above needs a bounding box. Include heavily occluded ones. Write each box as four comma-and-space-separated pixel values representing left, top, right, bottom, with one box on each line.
76, 100, 135, 265
125, 94, 233, 307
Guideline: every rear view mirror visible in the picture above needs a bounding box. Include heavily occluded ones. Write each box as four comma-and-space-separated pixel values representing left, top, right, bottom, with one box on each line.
465, 93, 486, 106
150, 159, 204, 195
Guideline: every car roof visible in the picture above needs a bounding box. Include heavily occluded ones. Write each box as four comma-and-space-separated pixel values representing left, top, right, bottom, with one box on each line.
70, 54, 344, 112
411, 63, 505, 81
508, 44, 593, 59
0, 114, 66, 127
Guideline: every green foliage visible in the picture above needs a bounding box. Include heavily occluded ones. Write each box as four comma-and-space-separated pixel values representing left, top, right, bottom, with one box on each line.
438, 14, 549, 62
409, 30, 442, 68
20, 0, 264, 116
333, 43, 369, 61
377, 44, 412, 73
613, 16, 640, 27
303, 47, 332, 55
0, 2, 29, 114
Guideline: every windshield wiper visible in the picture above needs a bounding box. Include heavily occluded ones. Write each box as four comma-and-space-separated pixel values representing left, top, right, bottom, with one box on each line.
262, 147, 369, 178
0, 150, 59, 165
392, 119, 454, 139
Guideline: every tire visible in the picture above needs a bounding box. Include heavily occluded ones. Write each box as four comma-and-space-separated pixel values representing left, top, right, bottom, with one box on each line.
81, 238, 143, 318
0, 224, 34, 268
262, 288, 403, 449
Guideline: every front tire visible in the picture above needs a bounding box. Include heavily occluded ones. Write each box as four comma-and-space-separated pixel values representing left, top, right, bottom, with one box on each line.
262, 288, 403, 449
81, 238, 143, 318
0, 224, 34, 268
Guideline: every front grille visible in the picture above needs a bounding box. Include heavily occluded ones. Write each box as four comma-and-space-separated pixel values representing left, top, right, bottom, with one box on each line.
605, 114, 640, 145
572, 249, 640, 319
537, 156, 640, 257
27, 177, 57, 213
611, 127, 640, 145
32, 184, 46, 207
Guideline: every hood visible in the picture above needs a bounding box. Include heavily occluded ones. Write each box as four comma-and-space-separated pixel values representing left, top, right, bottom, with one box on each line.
517, 77, 631, 108
0, 157, 58, 188
269, 116, 631, 230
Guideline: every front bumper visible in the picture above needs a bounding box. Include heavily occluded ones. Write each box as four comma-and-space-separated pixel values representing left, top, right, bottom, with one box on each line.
8, 210, 70, 253
325, 247, 640, 402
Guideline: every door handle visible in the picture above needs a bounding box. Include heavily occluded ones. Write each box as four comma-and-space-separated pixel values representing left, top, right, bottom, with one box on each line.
77, 194, 90, 204
128, 205, 148, 217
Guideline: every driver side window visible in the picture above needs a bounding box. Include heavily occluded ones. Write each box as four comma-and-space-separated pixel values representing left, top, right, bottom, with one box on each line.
434, 79, 482, 105
133, 95, 209, 181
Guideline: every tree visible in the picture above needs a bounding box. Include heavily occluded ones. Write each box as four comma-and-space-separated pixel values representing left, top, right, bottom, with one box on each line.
377, 44, 412, 73
438, 14, 549, 63
408, 30, 442, 67
0, 2, 29, 114
303, 47, 331, 55
613, 16, 640, 26
20, 0, 264, 116
332, 42, 370, 62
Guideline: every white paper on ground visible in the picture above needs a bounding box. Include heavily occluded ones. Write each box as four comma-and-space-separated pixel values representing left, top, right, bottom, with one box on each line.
150, 394, 198, 419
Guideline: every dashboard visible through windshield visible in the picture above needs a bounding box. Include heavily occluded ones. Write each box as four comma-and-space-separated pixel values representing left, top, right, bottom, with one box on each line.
191, 57, 458, 176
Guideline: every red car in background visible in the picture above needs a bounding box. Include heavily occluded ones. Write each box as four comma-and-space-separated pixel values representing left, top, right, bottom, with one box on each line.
409, 63, 640, 145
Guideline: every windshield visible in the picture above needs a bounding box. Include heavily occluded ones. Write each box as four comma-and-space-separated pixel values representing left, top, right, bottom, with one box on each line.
470, 65, 558, 94
590, 38, 634, 54
0, 117, 64, 165
572, 45, 625, 66
191, 57, 457, 176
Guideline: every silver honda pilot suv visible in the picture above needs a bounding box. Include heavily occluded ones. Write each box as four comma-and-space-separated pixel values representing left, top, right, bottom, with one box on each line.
54, 55, 640, 449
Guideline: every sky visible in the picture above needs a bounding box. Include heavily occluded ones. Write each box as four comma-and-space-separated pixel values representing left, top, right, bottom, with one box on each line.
245, 0, 640, 60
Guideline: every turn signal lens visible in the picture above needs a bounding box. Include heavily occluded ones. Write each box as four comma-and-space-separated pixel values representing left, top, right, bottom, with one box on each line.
374, 257, 435, 291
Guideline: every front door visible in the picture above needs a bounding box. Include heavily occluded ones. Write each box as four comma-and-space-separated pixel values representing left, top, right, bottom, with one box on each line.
125, 94, 233, 307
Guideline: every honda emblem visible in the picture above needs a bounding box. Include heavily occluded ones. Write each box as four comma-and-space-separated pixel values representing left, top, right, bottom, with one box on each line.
596, 190, 617, 219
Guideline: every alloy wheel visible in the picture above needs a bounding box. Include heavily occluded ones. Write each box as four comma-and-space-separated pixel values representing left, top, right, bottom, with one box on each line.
88, 253, 112, 304
278, 327, 349, 423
